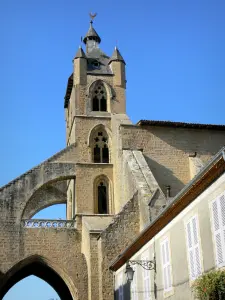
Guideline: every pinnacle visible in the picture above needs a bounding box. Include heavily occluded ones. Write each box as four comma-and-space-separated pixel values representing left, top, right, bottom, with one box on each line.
109, 47, 125, 64
74, 47, 86, 59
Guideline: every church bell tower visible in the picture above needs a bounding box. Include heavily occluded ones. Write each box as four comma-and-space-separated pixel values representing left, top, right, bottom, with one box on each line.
64, 15, 127, 220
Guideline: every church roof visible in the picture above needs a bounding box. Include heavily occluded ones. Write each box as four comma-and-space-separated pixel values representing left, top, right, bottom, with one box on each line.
109, 47, 125, 64
86, 48, 113, 75
110, 146, 225, 271
83, 21, 101, 44
137, 120, 225, 130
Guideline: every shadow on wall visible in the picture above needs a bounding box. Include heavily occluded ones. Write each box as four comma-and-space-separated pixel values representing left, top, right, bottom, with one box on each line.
114, 281, 131, 300
114, 280, 158, 300
144, 155, 184, 197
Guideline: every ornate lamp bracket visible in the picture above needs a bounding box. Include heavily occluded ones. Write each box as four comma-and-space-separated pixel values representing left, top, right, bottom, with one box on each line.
129, 256, 156, 272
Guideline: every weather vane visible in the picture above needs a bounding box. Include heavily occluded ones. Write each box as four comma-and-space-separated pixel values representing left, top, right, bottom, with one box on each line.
89, 12, 97, 23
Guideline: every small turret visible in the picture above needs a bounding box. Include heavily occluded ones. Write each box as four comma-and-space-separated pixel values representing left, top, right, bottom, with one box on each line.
109, 47, 125, 65
74, 47, 86, 59
109, 47, 126, 88
83, 21, 101, 53
73, 46, 87, 85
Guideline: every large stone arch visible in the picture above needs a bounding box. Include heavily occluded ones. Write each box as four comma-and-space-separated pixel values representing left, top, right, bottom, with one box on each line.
0, 255, 77, 300
0, 162, 76, 221
21, 185, 67, 219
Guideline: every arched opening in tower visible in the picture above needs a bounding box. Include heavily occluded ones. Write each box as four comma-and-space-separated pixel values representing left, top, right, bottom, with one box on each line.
92, 82, 107, 112
98, 181, 108, 214
93, 131, 109, 163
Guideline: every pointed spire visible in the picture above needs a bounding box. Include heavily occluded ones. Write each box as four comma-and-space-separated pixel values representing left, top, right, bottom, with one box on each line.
83, 21, 101, 44
74, 46, 86, 60
109, 47, 125, 65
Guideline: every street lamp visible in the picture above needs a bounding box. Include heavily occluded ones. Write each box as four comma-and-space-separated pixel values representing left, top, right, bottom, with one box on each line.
125, 262, 135, 281
125, 257, 156, 282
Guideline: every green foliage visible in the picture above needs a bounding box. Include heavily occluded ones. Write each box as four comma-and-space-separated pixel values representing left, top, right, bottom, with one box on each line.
193, 269, 225, 300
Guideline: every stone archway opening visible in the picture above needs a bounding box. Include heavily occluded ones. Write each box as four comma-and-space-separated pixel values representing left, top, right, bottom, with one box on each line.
0, 258, 73, 300
3, 275, 60, 299
32, 203, 67, 220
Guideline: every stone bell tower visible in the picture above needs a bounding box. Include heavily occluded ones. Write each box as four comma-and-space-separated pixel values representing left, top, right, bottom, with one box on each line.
64, 16, 128, 220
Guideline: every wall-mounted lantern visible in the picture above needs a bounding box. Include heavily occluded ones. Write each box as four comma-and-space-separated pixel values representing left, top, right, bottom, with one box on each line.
125, 257, 156, 282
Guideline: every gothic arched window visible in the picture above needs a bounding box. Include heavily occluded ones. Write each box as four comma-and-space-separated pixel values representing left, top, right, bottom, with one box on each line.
93, 131, 109, 163
92, 82, 107, 112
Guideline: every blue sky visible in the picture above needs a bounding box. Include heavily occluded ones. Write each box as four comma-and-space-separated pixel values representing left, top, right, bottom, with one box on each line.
1, 0, 225, 298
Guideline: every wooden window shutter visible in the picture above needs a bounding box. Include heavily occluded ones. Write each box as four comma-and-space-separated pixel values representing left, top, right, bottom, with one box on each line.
141, 252, 151, 300
186, 215, 202, 281
160, 237, 172, 292
211, 194, 225, 267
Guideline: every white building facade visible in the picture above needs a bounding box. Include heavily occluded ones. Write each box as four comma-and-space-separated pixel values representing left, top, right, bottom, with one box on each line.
111, 148, 225, 300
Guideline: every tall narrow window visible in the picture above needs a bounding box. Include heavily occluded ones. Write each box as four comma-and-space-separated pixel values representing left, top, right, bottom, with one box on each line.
94, 144, 101, 163
93, 96, 99, 111
211, 192, 225, 268
92, 82, 107, 112
160, 237, 173, 292
185, 215, 202, 281
98, 182, 108, 214
93, 131, 109, 163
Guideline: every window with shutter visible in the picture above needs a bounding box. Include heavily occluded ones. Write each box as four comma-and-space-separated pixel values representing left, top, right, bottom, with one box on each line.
160, 237, 173, 292
118, 272, 124, 300
211, 193, 225, 268
185, 215, 202, 281
131, 264, 139, 300
141, 251, 151, 300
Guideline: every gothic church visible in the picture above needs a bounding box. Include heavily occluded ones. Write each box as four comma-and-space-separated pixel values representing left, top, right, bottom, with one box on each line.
0, 18, 225, 300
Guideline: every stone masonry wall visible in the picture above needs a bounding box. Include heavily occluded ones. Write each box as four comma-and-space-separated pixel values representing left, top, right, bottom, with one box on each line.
98, 192, 140, 300
0, 225, 88, 299
121, 125, 225, 196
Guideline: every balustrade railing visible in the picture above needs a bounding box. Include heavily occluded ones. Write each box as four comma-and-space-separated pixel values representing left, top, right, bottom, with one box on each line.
23, 219, 75, 229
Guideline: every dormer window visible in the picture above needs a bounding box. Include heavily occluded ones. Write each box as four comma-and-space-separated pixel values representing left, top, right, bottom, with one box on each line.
92, 60, 100, 69
92, 82, 107, 112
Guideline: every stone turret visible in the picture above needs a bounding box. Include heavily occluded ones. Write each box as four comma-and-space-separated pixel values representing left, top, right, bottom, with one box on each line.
109, 47, 126, 88
73, 46, 87, 85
